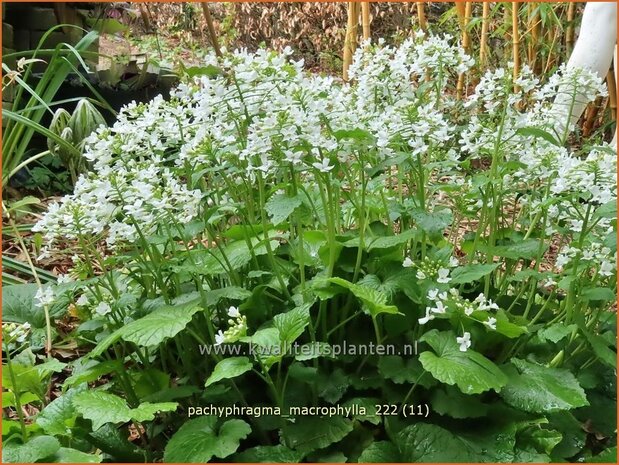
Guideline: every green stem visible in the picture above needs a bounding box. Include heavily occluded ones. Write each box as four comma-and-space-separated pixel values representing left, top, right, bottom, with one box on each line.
4, 341, 28, 442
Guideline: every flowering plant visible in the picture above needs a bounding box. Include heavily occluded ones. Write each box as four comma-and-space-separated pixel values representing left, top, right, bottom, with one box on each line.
3, 34, 616, 463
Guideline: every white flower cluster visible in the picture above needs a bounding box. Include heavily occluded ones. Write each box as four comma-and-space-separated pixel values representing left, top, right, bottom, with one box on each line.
407, 255, 458, 283
2, 322, 31, 344
215, 306, 247, 345
34, 37, 472, 253
419, 288, 499, 328
33, 35, 614, 287
419, 288, 500, 352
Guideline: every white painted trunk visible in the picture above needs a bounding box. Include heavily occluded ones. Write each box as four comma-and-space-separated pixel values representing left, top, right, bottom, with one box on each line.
551, 2, 617, 141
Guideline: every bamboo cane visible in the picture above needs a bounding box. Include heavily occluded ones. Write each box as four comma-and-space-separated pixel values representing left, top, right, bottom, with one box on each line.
417, 2, 427, 31
201, 2, 222, 58
529, 2, 541, 73
607, 70, 617, 121
463, 2, 472, 52
512, 1, 521, 87
455, 2, 466, 31
361, 2, 371, 41
480, 1, 490, 66
343, 1, 360, 81
455, 2, 470, 99
566, 2, 576, 54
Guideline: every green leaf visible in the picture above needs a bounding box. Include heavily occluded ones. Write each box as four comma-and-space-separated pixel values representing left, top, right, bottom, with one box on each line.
538, 323, 577, 343
318, 368, 350, 403
358, 441, 401, 462
284, 416, 353, 453
494, 309, 528, 338
581, 287, 616, 301
342, 397, 381, 425
517, 426, 562, 456
419, 330, 507, 394
183, 236, 280, 276
73, 391, 177, 430
265, 193, 303, 225
234, 445, 305, 463
182, 64, 223, 79
205, 357, 253, 387
2, 391, 38, 408
90, 299, 201, 356
500, 358, 589, 413
2, 255, 57, 283
431, 386, 489, 418
516, 127, 561, 146
578, 326, 617, 368
450, 263, 499, 284
327, 277, 401, 318
53, 448, 102, 463
593, 201, 617, 219
121, 301, 201, 347
396, 423, 477, 462
484, 239, 547, 260
378, 355, 425, 385
294, 342, 334, 361
469, 308, 527, 338
163, 416, 251, 463
412, 208, 452, 237
548, 411, 586, 459
131, 402, 179, 422
63, 360, 124, 389
273, 303, 311, 344
37, 386, 85, 436
333, 127, 375, 142
2, 435, 60, 463
86, 424, 146, 462
367, 229, 417, 251
204, 287, 251, 306
2, 283, 64, 328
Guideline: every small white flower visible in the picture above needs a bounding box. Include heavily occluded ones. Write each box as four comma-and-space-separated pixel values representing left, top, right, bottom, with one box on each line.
456, 332, 471, 352
57, 274, 73, 284
418, 307, 435, 325
543, 278, 557, 288
94, 302, 112, 316
556, 254, 570, 269
34, 287, 54, 308
437, 267, 451, 283
76, 294, 90, 307
416, 270, 427, 279
214, 330, 225, 346
485, 300, 499, 311
427, 288, 439, 300
484, 317, 497, 330
227, 306, 241, 318
448, 256, 459, 267
312, 158, 334, 173
403, 257, 414, 268
430, 301, 446, 314
599, 260, 615, 277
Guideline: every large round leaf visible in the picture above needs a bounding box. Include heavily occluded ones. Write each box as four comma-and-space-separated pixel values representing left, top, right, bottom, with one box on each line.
500, 358, 588, 413
419, 330, 507, 394
163, 416, 251, 463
